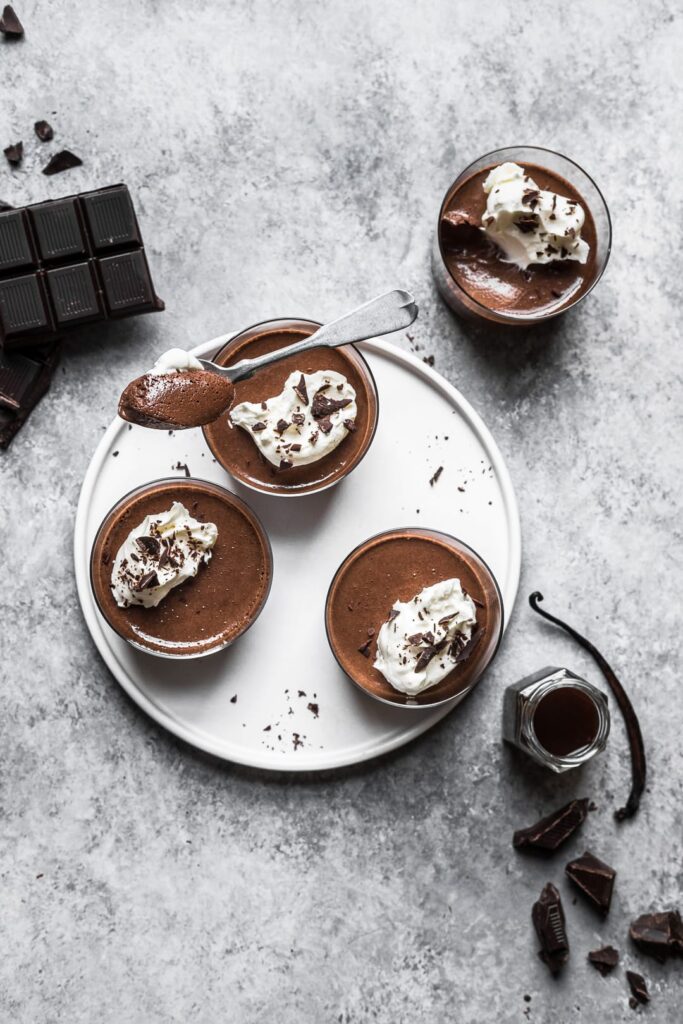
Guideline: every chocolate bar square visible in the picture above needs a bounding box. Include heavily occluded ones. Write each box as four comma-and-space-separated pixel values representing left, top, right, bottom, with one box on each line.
0, 340, 61, 449
0, 275, 52, 343
0, 348, 43, 410
47, 262, 102, 324
99, 250, 155, 314
0, 211, 34, 273
82, 186, 140, 252
30, 200, 86, 262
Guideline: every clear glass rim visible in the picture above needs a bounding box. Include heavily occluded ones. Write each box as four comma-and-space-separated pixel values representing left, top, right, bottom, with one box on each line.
324, 526, 505, 709
436, 144, 613, 322
202, 317, 380, 498
89, 476, 274, 660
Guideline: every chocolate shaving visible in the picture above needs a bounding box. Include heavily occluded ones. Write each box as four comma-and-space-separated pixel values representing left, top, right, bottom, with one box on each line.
513, 798, 589, 853
414, 641, 445, 673
429, 466, 443, 487
136, 535, 160, 558
0, 5, 23, 36
311, 391, 351, 420
626, 971, 649, 1005
318, 416, 333, 434
387, 608, 400, 623
358, 638, 373, 657
251, 421, 266, 432
588, 946, 619, 976
276, 418, 289, 433
34, 120, 53, 142
3, 141, 22, 165
529, 592, 646, 820
532, 882, 569, 976
629, 910, 683, 961
293, 374, 308, 406
565, 851, 615, 914
42, 149, 82, 176
173, 461, 190, 477
453, 624, 483, 665
307, 702, 319, 718
134, 571, 159, 592
522, 189, 541, 209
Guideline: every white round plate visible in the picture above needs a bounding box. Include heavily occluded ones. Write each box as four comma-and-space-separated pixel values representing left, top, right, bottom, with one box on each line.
74, 337, 521, 771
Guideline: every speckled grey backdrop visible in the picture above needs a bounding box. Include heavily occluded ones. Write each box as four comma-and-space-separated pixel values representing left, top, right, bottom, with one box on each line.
1, 1, 681, 1021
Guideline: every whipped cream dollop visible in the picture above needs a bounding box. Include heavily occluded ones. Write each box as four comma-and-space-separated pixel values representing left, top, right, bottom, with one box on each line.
110, 501, 217, 609
374, 578, 478, 696
482, 162, 589, 271
151, 348, 204, 375
229, 369, 357, 469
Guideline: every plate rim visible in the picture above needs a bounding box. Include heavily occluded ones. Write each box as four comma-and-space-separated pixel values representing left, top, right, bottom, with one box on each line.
73, 336, 522, 772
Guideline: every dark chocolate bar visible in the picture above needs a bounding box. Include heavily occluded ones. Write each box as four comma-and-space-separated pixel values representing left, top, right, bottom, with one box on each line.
0, 184, 163, 351
0, 341, 60, 448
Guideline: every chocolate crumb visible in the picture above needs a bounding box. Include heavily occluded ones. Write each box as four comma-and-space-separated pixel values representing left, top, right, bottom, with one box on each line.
276, 418, 289, 433
112, 450, 119, 457
42, 149, 82, 175
293, 374, 309, 405
307, 702, 319, 718
358, 638, 373, 657
229, 695, 237, 704
134, 570, 159, 592
3, 141, 22, 165
344, 418, 356, 433
263, 725, 271, 732
173, 461, 190, 477
311, 391, 351, 420
429, 466, 443, 487
34, 120, 54, 142
251, 421, 266, 432
0, 5, 23, 36
423, 354, 435, 367
318, 416, 333, 434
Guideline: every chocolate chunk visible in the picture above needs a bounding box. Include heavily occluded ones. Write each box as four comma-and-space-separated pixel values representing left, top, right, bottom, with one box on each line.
453, 624, 483, 664
407, 632, 424, 645
629, 910, 683, 961
532, 882, 569, 976
135, 535, 160, 557
358, 638, 373, 657
134, 570, 159, 591
440, 210, 481, 247
565, 851, 616, 914
289, 443, 301, 452
276, 418, 289, 433
307, 702, 319, 718
318, 416, 333, 434
343, 418, 356, 432
414, 643, 443, 673
429, 466, 443, 487
522, 189, 541, 209
293, 374, 308, 405
422, 354, 435, 367
626, 971, 649, 1005
278, 458, 292, 470
251, 421, 266, 431
34, 120, 54, 142
387, 608, 400, 623
0, 5, 23, 36
516, 216, 538, 234
42, 150, 82, 176
587, 946, 619, 975
291, 412, 305, 426
311, 391, 351, 420
4, 142, 22, 166
513, 798, 589, 853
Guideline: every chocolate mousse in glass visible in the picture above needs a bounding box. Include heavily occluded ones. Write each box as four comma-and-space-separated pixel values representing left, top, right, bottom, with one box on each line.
432, 146, 611, 325
325, 528, 504, 707
202, 318, 378, 496
91, 478, 272, 658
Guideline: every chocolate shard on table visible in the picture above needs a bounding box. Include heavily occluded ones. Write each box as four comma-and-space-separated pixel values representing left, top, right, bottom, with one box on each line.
565, 850, 616, 914
0, 340, 60, 449
513, 797, 589, 853
34, 120, 54, 142
0, 183, 163, 352
629, 909, 683, 961
4, 141, 22, 166
42, 149, 82, 176
626, 970, 649, 1006
587, 945, 619, 975
532, 882, 569, 975
0, 4, 23, 37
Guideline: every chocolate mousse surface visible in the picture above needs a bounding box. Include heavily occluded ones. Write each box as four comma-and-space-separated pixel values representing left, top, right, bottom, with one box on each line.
91, 479, 271, 656
440, 163, 598, 317
326, 529, 503, 706
119, 369, 234, 429
203, 320, 377, 494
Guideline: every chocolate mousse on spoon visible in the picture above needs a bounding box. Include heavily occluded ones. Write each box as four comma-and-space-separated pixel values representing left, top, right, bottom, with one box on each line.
118, 290, 417, 431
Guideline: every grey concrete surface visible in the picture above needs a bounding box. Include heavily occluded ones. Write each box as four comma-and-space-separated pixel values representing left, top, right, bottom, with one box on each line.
1, 1, 682, 1021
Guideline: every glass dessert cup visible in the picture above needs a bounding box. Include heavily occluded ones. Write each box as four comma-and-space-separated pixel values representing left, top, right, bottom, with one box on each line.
325, 528, 504, 708
90, 477, 273, 659
202, 318, 379, 497
432, 145, 612, 326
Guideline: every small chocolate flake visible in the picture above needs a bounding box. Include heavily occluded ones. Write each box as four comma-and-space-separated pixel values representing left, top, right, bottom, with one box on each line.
423, 354, 435, 367
134, 571, 159, 592
513, 798, 589, 853
429, 466, 443, 487
587, 946, 619, 975
0, 5, 23, 36
136, 535, 161, 558
293, 374, 309, 405
387, 608, 400, 622
343, 418, 356, 432
626, 971, 649, 1005
291, 412, 305, 426
251, 421, 267, 432
522, 189, 541, 209
358, 638, 373, 657
532, 882, 569, 976
173, 461, 190, 477
289, 443, 301, 452
318, 416, 333, 434
307, 702, 319, 718
34, 120, 54, 142
278, 458, 292, 470
311, 391, 351, 420
407, 632, 424, 645
4, 141, 22, 165
42, 150, 82, 176
263, 725, 271, 732
276, 418, 289, 433
112, 450, 119, 457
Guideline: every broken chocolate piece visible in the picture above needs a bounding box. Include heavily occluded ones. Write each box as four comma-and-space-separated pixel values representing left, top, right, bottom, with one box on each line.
42, 150, 82, 176
291, 412, 305, 426
529, 592, 646, 820
318, 416, 333, 434
34, 120, 54, 142
588, 946, 619, 975
440, 210, 481, 247
513, 798, 589, 853
565, 851, 616, 914
629, 910, 683, 961
134, 570, 159, 591
0, 4, 23, 36
429, 466, 443, 487
4, 142, 22, 166
358, 638, 373, 657
311, 391, 351, 420
276, 418, 289, 433
0, 341, 60, 449
343, 418, 356, 432
251, 421, 266, 432
135, 535, 160, 558
278, 458, 292, 470
532, 882, 569, 975
293, 374, 308, 406
626, 971, 649, 1005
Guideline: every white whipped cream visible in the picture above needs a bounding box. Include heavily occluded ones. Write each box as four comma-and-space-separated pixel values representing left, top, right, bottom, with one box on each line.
110, 501, 217, 609
374, 578, 477, 696
482, 162, 589, 271
152, 348, 203, 375
229, 369, 357, 469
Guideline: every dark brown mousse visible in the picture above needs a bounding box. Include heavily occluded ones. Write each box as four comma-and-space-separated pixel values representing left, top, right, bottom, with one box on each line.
91, 479, 271, 657
439, 163, 598, 317
119, 369, 235, 429
565, 851, 616, 914
512, 798, 589, 853
532, 686, 600, 757
325, 529, 503, 706
203, 319, 377, 495
532, 882, 569, 976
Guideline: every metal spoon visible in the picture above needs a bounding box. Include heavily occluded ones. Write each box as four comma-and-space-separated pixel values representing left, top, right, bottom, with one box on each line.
198, 289, 418, 382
